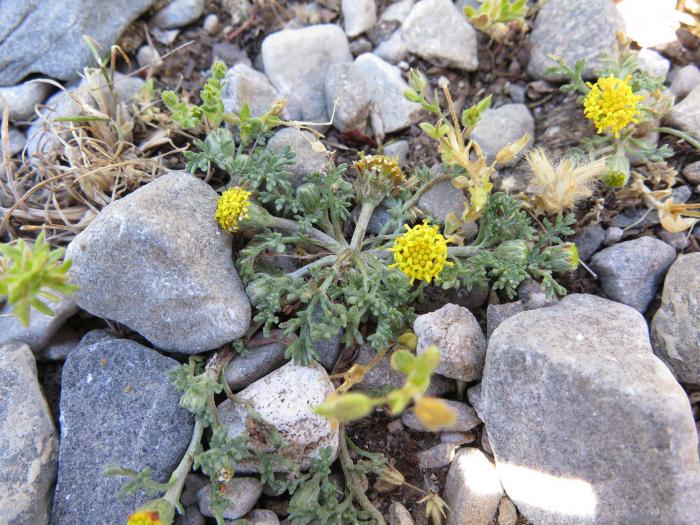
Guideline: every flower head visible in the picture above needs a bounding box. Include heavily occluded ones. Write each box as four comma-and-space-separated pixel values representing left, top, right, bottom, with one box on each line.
127, 511, 163, 525
353, 153, 405, 199
388, 221, 452, 284
215, 187, 252, 232
127, 499, 175, 525
657, 199, 700, 233
583, 76, 643, 138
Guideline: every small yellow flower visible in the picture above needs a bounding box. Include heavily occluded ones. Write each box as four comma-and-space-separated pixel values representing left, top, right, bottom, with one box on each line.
127, 511, 163, 525
388, 221, 452, 284
583, 76, 643, 138
414, 396, 457, 431
215, 186, 252, 232
353, 153, 405, 185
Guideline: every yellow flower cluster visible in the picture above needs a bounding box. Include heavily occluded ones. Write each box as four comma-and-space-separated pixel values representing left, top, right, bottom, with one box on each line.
215, 186, 252, 232
389, 221, 452, 284
353, 153, 405, 185
583, 76, 643, 138
127, 511, 162, 525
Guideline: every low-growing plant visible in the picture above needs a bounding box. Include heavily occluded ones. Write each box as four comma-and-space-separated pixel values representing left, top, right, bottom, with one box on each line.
0, 232, 78, 326
464, 0, 529, 42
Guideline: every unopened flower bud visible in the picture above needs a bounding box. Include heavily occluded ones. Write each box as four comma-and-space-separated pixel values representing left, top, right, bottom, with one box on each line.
314, 392, 375, 423
496, 133, 531, 166
544, 242, 580, 272
495, 239, 530, 264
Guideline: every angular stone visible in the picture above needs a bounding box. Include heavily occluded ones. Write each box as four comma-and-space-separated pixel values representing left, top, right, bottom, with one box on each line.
381, 0, 415, 24
197, 478, 263, 520
224, 332, 287, 390
0, 296, 78, 353
0, 81, 51, 121
0, 342, 57, 525
497, 497, 518, 525
262, 24, 352, 122
354, 53, 422, 136
636, 49, 670, 81
418, 442, 459, 470
414, 304, 486, 381
444, 448, 503, 525
670, 65, 700, 99
51, 338, 194, 524
218, 362, 339, 473
573, 223, 606, 261
527, 0, 623, 81
342, 0, 377, 37
0, 0, 156, 85
40, 324, 80, 361
266, 128, 329, 183
483, 294, 700, 525
152, 0, 205, 29
651, 253, 700, 385
590, 236, 676, 313
389, 501, 414, 525
402, 400, 480, 433
683, 160, 700, 185
401, 0, 478, 71
467, 383, 483, 420
471, 104, 534, 166
65, 172, 251, 353
374, 30, 409, 64
667, 84, 700, 137
223, 64, 281, 118
240, 509, 280, 525
325, 62, 373, 133
486, 301, 524, 339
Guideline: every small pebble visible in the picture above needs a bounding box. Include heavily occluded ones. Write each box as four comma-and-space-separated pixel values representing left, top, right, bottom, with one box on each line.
203, 13, 220, 34
604, 226, 624, 246
136, 45, 162, 69
497, 496, 518, 525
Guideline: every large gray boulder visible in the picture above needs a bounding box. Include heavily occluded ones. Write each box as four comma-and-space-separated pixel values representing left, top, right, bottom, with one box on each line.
483, 294, 700, 525
0, 0, 156, 85
262, 24, 352, 123
527, 0, 624, 81
0, 342, 58, 525
651, 252, 700, 385
65, 171, 251, 353
51, 338, 194, 524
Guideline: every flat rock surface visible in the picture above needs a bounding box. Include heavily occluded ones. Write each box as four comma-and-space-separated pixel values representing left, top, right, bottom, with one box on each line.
483, 294, 700, 525
51, 338, 194, 524
65, 171, 251, 353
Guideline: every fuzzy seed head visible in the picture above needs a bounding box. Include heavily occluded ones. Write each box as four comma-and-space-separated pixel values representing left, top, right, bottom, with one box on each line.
215, 187, 252, 232
583, 76, 643, 138
388, 221, 452, 284
354, 153, 405, 185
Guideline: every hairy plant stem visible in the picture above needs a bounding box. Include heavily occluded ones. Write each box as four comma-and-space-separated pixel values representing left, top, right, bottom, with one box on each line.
350, 200, 379, 251
338, 427, 387, 525
655, 127, 700, 150
447, 245, 482, 258
269, 215, 345, 253
287, 254, 337, 280
163, 346, 234, 512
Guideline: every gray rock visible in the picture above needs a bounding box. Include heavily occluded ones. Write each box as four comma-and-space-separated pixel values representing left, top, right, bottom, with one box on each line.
354, 53, 422, 136
389, 501, 414, 525
414, 303, 486, 382
497, 497, 518, 525
65, 171, 251, 353
266, 128, 329, 183
486, 301, 524, 340
176, 506, 206, 525
467, 383, 483, 419
637, 48, 670, 80
483, 294, 700, 525
224, 332, 288, 390
180, 474, 209, 507
0, 81, 51, 121
517, 279, 559, 310
417, 175, 468, 225
383, 139, 409, 166
223, 64, 281, 118
401, 0, 478, 71
444, 448, 503, 525
0, 0, 155, 85
197, 478, 263, 520
667, 84, 700, 136
418, 442, 459, 470
153, 0, 205, 29
136, 45, 162, 69
440, 431, 477, 444
40, 325, 80, 361
218, 362, 339, 473
262, 24, 352, 122
74, 328, 115, 351
381, 0, 414, 23
240, 509, 280, 525
374, 30, 409, 64
315, 333, 344, 371
203, 13, 220, 35
480, 428, 492, 455
0, 296, 78, 353
651, 253, 700, 385
0, 126, 26, 157
342, 0, 377, 37
670, 65, 700, 99
325, 62, 373, 133
604, 225, 624, 245
471, 104, 534, 166
683, 160, 700, 185
527, 0, 624, 81
51, 338, 194, 524
508, 83, 526, 104
349, 38, 373, 56
573, 223, 606, 261
659, 230, 690, 250
402, 400, 480, 433
354, 344, 453, 397
590, 236, 676, 313
0, 342, 57, 525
